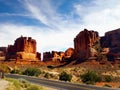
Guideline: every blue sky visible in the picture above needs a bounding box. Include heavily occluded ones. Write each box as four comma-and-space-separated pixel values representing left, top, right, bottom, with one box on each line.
0, 0, 120, 53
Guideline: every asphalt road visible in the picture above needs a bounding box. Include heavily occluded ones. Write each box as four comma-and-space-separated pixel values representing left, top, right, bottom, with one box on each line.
6, 74, 119, 90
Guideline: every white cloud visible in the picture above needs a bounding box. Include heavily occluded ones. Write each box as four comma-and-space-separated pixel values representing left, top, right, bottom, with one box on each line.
23, 0, 65, 29
74, 0, 120, 36
0, 23, 79, 54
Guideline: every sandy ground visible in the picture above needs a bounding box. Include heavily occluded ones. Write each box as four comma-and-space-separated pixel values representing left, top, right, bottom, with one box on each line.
95, 82, 120, 88
0, 79, 9, 90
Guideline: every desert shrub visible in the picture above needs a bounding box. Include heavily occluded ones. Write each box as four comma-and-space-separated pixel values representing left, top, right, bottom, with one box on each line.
104, 75, 112, 82
44, 72, 54, 79
81, 71, 102, 84
0, 64, 11, 73
18, 78, 30, 88
26, 84, 43, 90
10, 69, 21, 74
22, 68, 41, 77
59, 71, 72, 82
6, 78, 22, 90
44, 73, 49, 79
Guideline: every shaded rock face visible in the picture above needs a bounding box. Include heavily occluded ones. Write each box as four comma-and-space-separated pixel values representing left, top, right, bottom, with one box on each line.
43, 52, 52, 61
0, 47, 7, 60
6, 36, 40, 61
0, 47, 7, 56
73, 29, 100, 61
64, 48, 74, 59
43, 51, 64, 62
0, 47, 7, 54
101, 29, 120, 61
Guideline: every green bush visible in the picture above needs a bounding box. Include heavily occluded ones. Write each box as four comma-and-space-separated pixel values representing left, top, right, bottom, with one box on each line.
81, 71, 102, 84
104, 76, 112, 82
10, 69, 21, 74
44, 73, 49, 79
22, 68, 41, 77
0, 64, 11, 73
26, 84, 43, 90
18, 78, 30, 88
59, 71, 72, 82
6, 78, 22, 90
44, 73, 54, 79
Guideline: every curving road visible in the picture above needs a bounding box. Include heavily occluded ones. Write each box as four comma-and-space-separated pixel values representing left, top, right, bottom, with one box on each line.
6, 74, 119, 90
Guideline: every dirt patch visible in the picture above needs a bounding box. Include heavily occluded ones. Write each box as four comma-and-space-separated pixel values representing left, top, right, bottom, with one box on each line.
95, 82, 120, 88
0, 79, 9, 90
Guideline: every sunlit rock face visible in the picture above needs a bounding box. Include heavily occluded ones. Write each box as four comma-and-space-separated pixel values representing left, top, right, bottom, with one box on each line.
73, 29, 100, 62
6, 36, 41, 61
101, 28, 120, 61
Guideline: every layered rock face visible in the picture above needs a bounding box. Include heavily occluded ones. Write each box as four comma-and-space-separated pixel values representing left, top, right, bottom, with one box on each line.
6, 36, 40, 61
101, 28, 120, 61
74, 29, 100, 61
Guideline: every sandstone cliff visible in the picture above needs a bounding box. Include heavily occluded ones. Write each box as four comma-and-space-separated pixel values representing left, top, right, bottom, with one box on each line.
101, 28, 120, 61
73, 29, 100, 62
0, 47, 7, 60
6, 36, 40, 61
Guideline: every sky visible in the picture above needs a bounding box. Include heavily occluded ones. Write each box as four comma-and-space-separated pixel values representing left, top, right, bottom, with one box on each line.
0, 0, 120, 53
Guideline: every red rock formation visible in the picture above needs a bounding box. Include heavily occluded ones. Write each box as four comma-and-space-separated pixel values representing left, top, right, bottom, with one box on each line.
14, 36, 36, 53
74, 29, 100, 60
0, 47, 7, 54
101, 28, 120, 61
43, 51, 65, 62
43, 52, 52, 61
64, 48, 74, 59
52, 51, 64, 62
36, 52, 41, 60
6, 36, 41, 61
0, 47, 7, 60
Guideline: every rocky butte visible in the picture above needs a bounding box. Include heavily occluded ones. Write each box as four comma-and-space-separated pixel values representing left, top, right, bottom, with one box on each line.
6, 36, 41, 61
101, 28, 120, 62
0, 47, 7, 60
73, 29, 100, 62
